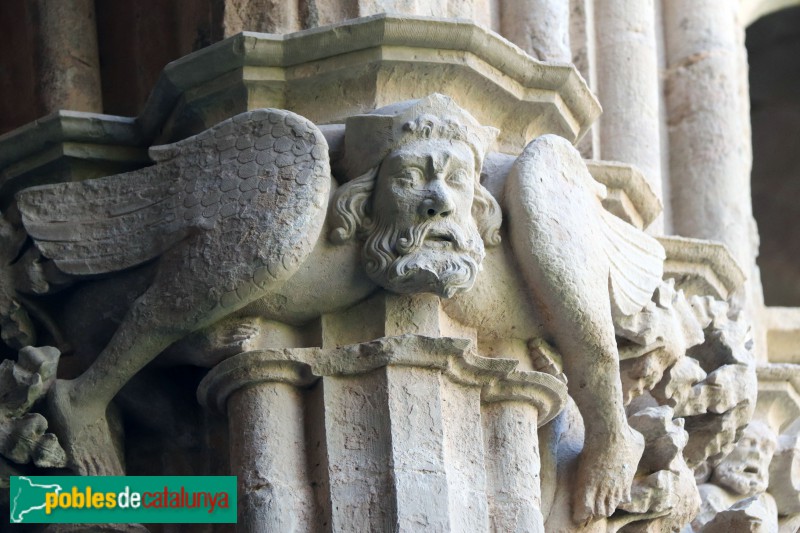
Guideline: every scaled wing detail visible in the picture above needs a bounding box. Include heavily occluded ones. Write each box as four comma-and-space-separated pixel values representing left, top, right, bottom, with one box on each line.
16, 109, 331, 296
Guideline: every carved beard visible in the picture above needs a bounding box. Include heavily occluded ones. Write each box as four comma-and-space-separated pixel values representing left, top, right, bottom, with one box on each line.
362, 214, 485, 298
712, 457, 769, 496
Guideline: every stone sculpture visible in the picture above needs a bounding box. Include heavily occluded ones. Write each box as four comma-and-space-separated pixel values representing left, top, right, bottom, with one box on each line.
691, 420, 779, 532
0, 93, 756, 529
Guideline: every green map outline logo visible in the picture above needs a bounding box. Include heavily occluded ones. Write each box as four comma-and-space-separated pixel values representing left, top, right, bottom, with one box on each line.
11, 476, 64, 523
9, 476, 237, 524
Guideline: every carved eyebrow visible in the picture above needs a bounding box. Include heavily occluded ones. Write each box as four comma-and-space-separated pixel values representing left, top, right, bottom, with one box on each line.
430, 150, 473, 175
385, 147, 471, 175
384, 152, 426, 170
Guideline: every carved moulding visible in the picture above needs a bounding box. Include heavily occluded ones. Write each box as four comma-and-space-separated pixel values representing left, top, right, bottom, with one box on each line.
0, 15, 599, 213
139, 14, 600, 150
753, 364, 800, 531
765, 307, 800, 364
197, 334, 566, 531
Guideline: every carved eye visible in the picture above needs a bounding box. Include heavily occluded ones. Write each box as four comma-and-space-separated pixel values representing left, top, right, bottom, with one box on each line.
395, 168, 423, 187
447, 168, 470, 186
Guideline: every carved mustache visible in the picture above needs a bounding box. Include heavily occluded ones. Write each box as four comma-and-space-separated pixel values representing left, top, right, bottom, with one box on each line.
395, 219, 473, 255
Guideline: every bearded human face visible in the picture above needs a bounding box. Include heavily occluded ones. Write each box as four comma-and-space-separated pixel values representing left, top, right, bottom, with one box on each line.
363, 139, 485, 298
711, 422, 776, 496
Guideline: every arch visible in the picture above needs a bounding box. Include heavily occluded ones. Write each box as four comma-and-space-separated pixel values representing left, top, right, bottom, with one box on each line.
747, 5, 800, 306
741, 0, 800, 26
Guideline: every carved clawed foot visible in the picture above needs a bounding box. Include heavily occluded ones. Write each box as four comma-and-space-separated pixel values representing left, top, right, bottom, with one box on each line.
47, 379, 123, 476
573, 425, 645, 525
220, 321, 262, 353
162, 317, 266, 367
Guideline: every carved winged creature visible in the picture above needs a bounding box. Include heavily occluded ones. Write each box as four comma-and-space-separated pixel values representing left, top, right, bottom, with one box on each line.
14, 94, 664, 524
17, 108, 332, 474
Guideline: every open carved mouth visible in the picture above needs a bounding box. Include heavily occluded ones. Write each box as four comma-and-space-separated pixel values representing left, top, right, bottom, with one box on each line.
743, 466, 760, 475
425, 233, 455, 247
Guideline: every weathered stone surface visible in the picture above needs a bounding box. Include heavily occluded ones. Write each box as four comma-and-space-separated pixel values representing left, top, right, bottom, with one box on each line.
765, 307, 800, 364
618, 406, 700, 531
0, 54, 783, 530
657, 236, 747, 302
585, 160, 662, 231
663, 0, 766, 365
691, 421, 779, 532
500, 0, 571, 62
137, 15, 600, 152
615, 280, 705, 406
34, 0, 102, 115
197, 331, 566, 531
0, 346, 66, 469
594, 0, 663, 233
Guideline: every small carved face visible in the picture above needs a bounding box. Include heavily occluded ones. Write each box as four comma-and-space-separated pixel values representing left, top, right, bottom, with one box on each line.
620, 349, 671, 406
712, 422, 777, 496
374, 139, 476, 237
363, 139, 485, 297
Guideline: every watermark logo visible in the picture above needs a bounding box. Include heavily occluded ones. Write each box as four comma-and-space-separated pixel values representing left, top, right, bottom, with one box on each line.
9, 476, 236, 524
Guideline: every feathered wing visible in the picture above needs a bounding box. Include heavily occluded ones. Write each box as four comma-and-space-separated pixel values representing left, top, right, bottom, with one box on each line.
601, 207, 665, 316
16, 163, 188, 275
504, 134, 664, 319
16, 109, 331, 282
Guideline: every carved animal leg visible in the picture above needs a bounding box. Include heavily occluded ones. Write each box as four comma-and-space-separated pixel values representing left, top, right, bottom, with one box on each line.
505, 155, 645, 525
551, 306, 645, 525
161, 316, 271, 368
47, 237, 269, 475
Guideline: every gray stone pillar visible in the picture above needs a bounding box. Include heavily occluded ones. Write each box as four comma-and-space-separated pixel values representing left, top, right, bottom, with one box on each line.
35, 0, 103, 113
321, 370, 396, 530
663, 0, 753, 271
198, 297, 569, 532
482, 372, 565, 533
198, 354, 318, 532
594, 0, 663, 233
315, 336, 495, 532
663, 0, 765, 357
500, 0, 572, 62
312, 333, 567, 532
221, 0, 301, 36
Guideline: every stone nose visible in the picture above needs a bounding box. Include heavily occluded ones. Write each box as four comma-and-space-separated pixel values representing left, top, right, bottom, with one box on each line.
418, 179, 455, 219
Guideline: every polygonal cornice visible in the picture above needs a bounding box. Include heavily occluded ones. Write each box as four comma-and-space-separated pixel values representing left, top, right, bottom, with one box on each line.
0, 15, 600, 206
139, 14, 601, 152
657, 236, 746, 301
756, 363, 800, 435
0, 112, 147, 207
586, 160, 662, 230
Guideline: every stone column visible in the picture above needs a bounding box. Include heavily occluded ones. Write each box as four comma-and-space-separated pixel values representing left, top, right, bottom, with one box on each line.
313, 335, 497, 532
663, 0, 765, 356
221, 0, 301, 35
569, 0, 600, 158
593, 0, 663, 233
35, 0, 102, 113
500, 0, 572, 62
482, 371, 566, 533
663, 1, 753, 273
197, 353, 318, 532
